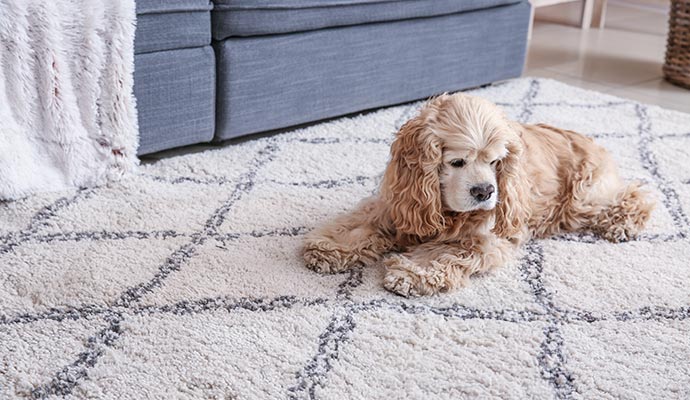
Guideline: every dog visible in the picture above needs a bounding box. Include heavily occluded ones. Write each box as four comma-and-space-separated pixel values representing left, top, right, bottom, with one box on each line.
302, 93, 654, 297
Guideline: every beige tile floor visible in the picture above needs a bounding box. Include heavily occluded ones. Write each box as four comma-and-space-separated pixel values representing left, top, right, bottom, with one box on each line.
526, 1, 690, 113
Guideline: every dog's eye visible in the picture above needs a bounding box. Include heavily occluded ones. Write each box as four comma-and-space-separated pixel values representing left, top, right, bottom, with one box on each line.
450, 159, 465, 168
490, 159, 499, 166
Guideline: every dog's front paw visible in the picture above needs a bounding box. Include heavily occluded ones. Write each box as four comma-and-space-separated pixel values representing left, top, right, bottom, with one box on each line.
383, 256, 453, 297
302, 242, 355, 274
382, 255, 432, 297
383, 267, 423, 298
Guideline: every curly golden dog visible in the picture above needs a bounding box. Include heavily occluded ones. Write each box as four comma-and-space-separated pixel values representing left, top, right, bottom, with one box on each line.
302, 93, 654, 297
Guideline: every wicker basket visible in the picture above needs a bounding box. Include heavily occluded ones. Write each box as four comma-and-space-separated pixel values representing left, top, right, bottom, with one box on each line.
664, 0, 690, 89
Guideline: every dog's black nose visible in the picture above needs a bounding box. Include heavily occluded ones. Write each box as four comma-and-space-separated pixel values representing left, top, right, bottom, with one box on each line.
470, 184, 495, 202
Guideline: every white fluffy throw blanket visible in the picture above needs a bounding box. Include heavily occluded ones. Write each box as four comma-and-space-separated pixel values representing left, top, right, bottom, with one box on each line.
0, 0, 138, 200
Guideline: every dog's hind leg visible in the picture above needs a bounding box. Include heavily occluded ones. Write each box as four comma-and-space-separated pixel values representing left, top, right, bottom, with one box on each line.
303, 198, 395, 274
540, 140, 655, 242
567, 155, 654, 242
589, 182, 655, 242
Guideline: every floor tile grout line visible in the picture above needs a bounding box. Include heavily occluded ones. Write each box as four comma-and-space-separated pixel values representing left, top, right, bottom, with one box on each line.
29, 141, 281, 399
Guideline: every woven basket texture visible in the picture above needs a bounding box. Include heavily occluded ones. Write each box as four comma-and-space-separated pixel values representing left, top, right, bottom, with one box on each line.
664, 0, 690, 88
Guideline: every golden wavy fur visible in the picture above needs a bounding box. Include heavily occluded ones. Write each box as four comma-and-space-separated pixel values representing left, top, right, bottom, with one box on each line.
303, 93, 654, 297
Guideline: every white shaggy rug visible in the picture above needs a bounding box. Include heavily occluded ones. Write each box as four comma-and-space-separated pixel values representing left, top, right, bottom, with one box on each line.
1, 78, 689, 399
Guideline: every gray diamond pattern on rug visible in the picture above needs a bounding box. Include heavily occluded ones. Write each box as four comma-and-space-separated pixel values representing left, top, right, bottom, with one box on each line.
1, 78, 689, 399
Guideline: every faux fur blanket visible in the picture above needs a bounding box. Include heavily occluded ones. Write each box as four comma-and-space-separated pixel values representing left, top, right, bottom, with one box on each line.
0, 0, 138, 200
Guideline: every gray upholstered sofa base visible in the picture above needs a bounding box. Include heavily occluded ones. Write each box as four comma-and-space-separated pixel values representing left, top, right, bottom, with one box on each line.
135, 47, 215, 154
134, 0, 215, 155
213, 1, 530, 141
133, 0, 531, 154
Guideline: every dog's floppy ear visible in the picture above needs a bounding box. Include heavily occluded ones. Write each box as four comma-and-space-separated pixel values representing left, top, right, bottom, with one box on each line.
382, 110, 444, 238
493, 125, 530, 239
